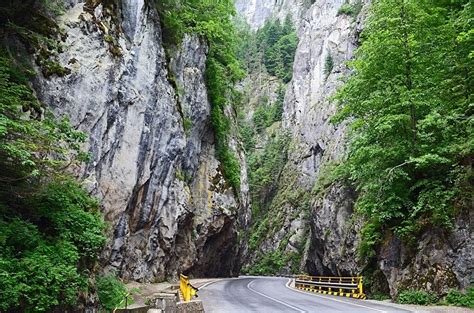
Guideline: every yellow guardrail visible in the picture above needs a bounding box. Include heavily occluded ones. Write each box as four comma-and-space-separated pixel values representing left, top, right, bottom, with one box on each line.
295, 275, 366, 299
179, 274, 198, 302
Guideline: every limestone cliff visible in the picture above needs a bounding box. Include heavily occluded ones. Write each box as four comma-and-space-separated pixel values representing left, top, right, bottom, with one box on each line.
237, 0, 473, 297
32, 0, 249, 282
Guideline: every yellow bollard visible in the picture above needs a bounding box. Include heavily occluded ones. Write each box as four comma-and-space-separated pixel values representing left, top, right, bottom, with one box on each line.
180, 274, 199, 302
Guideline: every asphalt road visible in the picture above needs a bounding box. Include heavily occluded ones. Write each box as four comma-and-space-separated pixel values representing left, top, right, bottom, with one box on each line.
199, 276, 412, 313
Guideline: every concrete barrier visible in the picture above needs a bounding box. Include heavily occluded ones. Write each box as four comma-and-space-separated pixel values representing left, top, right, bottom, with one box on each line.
176, 300, 205, 313
147, 292, 179, 313
114, 305, 149, 313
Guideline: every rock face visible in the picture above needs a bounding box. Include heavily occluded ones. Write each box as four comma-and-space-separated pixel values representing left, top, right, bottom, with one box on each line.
237, 0, 364, 275
281, 0, 366, 277
235, 0, 305, 30
237, 0, 473, 297
33, 0, 249, 281
378, 209, 474, 296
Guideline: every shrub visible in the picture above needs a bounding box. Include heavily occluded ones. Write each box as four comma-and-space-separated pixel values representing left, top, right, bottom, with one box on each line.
183, 117, 192, 135
337, 1, 362, 17
0, 180, 106, 312
371, 293, 391, 301
338, 3, 355, 16
155, 0, 244, 190
445, 287, 474, 308
248, 217, 269, 251
248, 132, 290, 205
397, 289, 437, 305
0, 50, 106, 311
248, 250, 286, 275
324, 52, 334, 78
97, 275, 133, 311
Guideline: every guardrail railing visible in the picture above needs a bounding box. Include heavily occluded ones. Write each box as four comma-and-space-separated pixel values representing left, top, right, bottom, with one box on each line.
295, 275, 366, 299
179, 274, 199, 302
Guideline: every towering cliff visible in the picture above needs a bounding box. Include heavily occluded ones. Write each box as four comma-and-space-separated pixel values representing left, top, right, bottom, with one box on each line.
30, 0, 250, 282
237, 0, 473, 298
2, 0, 471, 309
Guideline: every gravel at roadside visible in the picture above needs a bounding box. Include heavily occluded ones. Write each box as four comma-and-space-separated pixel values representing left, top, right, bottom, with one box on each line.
366, 300, 474, 313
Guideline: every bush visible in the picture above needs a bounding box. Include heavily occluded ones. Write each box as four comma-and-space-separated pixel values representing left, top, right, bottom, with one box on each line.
248, 251, 286, 275
0, 180, 106, 312
97, 275, 133, 311
337, 3, 355, 16
445, 287, 474, 308
324, 52, 334, 78
155, 0, 244, 191
337, 1, 362, 17
0, 51, 106, 312
397, 289, 437, 305
248, 132, 290, 205
248, 217, 269, 250
370, 293, 391, 301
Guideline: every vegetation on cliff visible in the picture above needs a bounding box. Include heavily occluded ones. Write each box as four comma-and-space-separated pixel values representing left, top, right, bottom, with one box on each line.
334, 0, 473, 258
238, 16, 298, 82
0, 52, 107, 312
0, 1, 126, 311
155, 0, 245, 189
236, 16, 302, 273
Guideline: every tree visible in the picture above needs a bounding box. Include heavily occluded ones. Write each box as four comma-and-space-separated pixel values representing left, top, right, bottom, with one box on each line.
334, 0, 472, 257
0, 52, 107, 312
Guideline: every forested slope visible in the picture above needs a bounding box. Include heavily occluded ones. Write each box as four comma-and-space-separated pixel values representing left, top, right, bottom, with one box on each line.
238, 0, 473, 301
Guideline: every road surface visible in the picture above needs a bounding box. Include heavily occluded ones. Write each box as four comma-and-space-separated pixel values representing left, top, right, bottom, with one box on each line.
199, 276, 411, 313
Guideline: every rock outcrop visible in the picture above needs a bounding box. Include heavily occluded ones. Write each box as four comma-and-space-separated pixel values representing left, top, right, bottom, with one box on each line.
32, 0, 249, 282
237, 0, 473, 297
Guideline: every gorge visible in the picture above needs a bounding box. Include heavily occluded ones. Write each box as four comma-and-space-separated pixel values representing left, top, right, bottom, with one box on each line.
0, 0, 472, 311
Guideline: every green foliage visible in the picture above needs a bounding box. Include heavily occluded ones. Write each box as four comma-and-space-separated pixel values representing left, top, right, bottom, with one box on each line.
259, 17, 298, 82
183, 116, 192, 135
39, 0, 65, 16
41, 59, 70, 77
237, 16, 298, 82
247, 231, 304, 275
238, 118, 256, 152
206, 59, 242, 189
0, 51, 106, 311
248, 132, 290, 208
358, 219, 383, 258
0, 53, 87, 182
273, 85, 285, 121
248, 217, 269, 251
97, 275, 133, 311
0, 180, 106, 312
1, 0, 71, 78
250, 86, 286, 134
444, 287, 474, 308
155, 0, 244, 190
397, 289, 437, 305
370, 293, 391, 301
324, 52, 334, 78
312, 161, 341, 195
334, 0, 473, 258
337, 0, 363, 17
247, 250, 286, 275
35, 181, 106, 259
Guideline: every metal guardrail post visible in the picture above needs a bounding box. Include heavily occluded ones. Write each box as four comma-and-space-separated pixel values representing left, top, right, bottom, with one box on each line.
358, 276, 364, 297
180, 274, 198, 302
294, 275, 366, 300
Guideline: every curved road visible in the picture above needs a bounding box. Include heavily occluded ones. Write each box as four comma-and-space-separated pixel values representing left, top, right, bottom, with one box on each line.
199, 276, 411, 313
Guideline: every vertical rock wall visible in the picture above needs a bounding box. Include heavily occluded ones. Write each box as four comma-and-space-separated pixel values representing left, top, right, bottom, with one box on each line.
237, 0, 473, 296
33, 0, 249, 282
